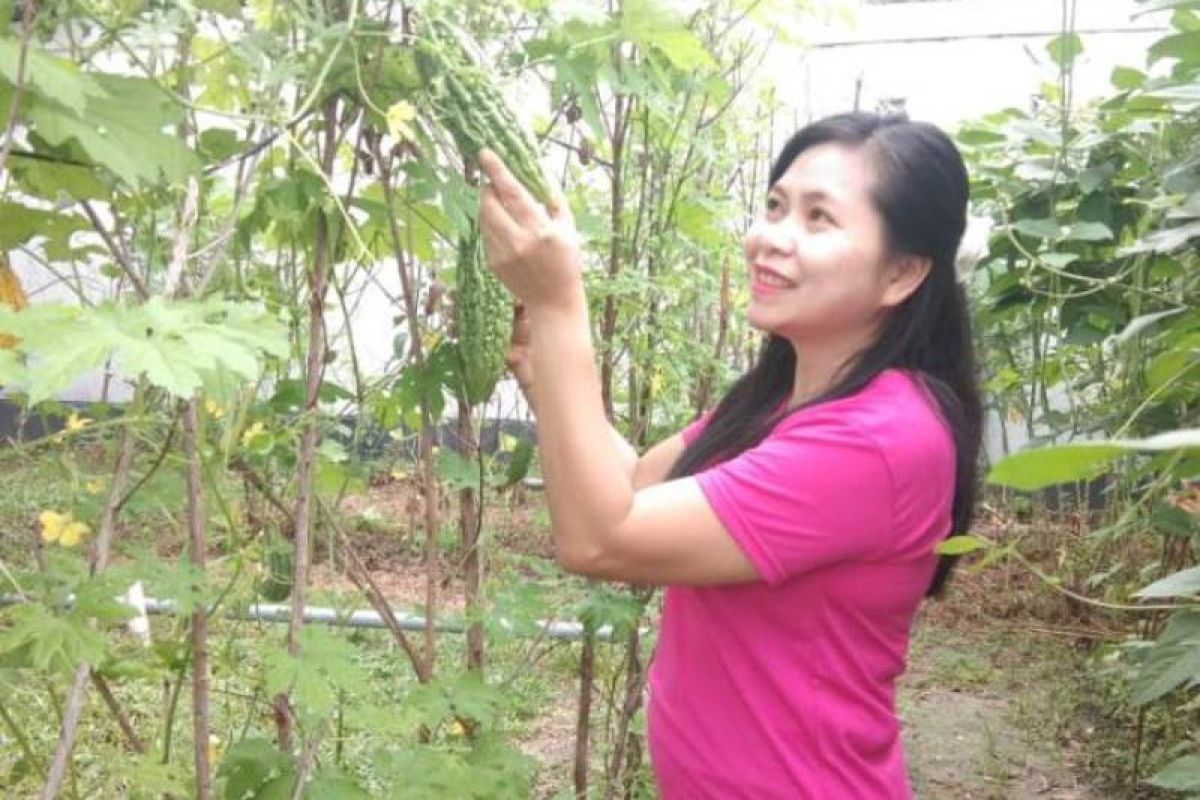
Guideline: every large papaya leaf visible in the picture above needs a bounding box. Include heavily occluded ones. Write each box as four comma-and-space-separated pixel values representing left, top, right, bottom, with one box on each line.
0, 297, 287, 403
0, 37, 105, 114
0, 36, 199, 186
26, 73, 200, 185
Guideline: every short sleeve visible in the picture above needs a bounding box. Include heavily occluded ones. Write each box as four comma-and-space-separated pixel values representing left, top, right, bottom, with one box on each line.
679, 408, 715, 447
693, 420, 895, 586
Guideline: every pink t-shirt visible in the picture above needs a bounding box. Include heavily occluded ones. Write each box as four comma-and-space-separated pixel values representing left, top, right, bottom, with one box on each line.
647, 368, 955, 799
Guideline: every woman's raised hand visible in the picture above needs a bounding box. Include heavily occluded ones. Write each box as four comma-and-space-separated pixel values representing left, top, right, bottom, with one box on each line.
477, 149, 584, 315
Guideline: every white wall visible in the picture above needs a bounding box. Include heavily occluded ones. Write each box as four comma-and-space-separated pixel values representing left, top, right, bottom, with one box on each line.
775, 0, 1170, 128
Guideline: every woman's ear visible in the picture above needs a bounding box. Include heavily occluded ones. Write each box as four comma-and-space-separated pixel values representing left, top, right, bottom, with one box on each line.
881, 254, 932, 308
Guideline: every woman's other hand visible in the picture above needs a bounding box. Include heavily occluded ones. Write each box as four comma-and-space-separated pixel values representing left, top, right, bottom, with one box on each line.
507, 302, 536, 411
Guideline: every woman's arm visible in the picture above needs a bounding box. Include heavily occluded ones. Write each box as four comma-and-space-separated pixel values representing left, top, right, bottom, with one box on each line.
522, 375, 685, 491
478, 150, 757, 586
510, 305, 684, 491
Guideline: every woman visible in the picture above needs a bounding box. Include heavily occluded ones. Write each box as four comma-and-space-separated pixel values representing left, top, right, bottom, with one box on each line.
476, 110, 983, 799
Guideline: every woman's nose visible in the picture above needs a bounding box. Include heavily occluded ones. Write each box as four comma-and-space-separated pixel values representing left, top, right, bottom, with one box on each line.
753, 219, 797, 256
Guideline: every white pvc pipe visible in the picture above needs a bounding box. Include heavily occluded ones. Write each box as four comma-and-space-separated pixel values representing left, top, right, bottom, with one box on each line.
0, 594, 626, 642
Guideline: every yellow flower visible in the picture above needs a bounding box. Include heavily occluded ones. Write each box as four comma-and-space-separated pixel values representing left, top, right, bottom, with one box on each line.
208, 735, 223, 766
39, 510, 90, 547
205, 399, 225, 420
241, 421, 265, 448
386, 100, 417, 141
38, 510, 66, 537
66, 412, 90, 432
85, 479, 104, 495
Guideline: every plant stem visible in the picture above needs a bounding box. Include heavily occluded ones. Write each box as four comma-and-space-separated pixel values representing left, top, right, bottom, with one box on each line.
457, 395, 484, 673
41, 385, 141, 799
276, 94, 341, 751
90, 672, 145, 754
183, 398, 213, 799
574, 629, 596, 800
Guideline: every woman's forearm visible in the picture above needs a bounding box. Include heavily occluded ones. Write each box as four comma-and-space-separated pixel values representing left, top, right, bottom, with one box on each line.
527, 296, 635, 568
519, 376, 639, 483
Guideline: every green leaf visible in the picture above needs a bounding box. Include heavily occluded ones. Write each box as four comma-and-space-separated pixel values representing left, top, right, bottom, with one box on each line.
8, 153, 109, 200
1065, 221, 1113, 241
1149, 31, 1200, 63
0, 39, 106, 114
305, 768, 372, 800
956, 126, 1005, 146
27, 73, 199, 185
1111, 308, 1187, 344
0, 202, 90, 250
1146, 755, 1200, 792
674, 199, 723, 246
1146, 83, 1200, 104
126, 754, 191, 796
263, 628, 367, 717
0, 603, 107, 672
936, 535, 989, 556
1173, 7, 1200, 30
437, 448, 481, 490
1119, 219, 1200, 254
576, 584, 645, 637
647, 28, 716, 71
1046, 33, 1083, 68
199, 128, 242, 162
1132, 642, 1200, 704
987, 430, 1200, 490
217, 737, 294, 800
0, 347, 25, 386
1014, 218, 1061, 239
445, 671, 506, 727
502, 438, 535, 487
0, 298, 286, 403
1040, 252, 1079, 269
1135, 566, 1200, 598
1111, 65, 1147, 90
372, 746, 471, 797
196, 0, 243, 17
1079, 162, 1117, 193
138, 556, 208, 616
1135, 0, 1200, 15
464, 735, 536, 797
620, 0, 715, 71
1003, 119, 1061, 148
1014, 160, 1057, 181
1152, 503, 1198, 537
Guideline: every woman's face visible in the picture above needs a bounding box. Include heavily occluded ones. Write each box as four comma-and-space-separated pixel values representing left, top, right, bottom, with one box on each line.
743, 143, 914, 344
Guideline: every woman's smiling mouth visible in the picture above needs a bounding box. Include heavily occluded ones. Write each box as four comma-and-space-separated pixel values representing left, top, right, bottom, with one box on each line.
752, 264, 797, 294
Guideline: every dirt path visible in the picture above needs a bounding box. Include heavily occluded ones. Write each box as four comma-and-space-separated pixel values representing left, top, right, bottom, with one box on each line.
900, 609, 1095, 799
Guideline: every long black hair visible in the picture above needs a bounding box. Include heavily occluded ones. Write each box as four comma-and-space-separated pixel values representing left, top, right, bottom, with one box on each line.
666, 111, 982, 598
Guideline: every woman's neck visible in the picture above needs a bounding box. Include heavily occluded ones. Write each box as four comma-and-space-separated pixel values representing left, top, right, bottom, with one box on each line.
787, 330, 878, 407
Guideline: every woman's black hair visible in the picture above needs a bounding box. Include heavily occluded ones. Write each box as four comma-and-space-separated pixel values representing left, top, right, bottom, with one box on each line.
666, 111, 982, 598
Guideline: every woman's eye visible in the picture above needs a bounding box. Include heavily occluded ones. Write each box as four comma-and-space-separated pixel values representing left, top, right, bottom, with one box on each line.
809, 208, 833, 224
765, 196, 782, 212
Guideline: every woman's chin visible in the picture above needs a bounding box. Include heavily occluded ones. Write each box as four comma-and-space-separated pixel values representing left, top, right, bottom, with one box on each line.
746, 306, 776, 333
